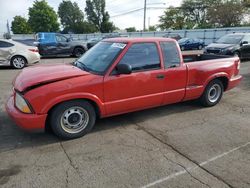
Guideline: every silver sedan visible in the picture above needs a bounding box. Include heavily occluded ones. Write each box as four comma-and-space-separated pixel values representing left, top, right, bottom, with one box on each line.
0, 39, 40, 69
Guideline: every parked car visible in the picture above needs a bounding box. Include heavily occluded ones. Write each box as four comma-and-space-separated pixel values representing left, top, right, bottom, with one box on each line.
178, 38, 205, 51
205, 33, 250, 59
87, 34, 128, 49
6, 38, 242, 139
86, 37, 103, 49
35, 32, 88, 57
163, 33, 181, 40
0, 39, 40, 69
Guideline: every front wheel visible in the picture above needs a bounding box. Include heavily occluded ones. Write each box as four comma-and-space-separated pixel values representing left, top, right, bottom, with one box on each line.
200, 79, 224, 107
50, 100, 96, 139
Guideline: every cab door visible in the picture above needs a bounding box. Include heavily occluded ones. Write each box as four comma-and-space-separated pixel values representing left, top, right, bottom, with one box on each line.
160, 41, 187, 105
55, 35, 71, 55
103, 42, 165, 116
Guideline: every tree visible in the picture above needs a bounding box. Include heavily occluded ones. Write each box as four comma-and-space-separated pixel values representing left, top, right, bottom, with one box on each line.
11, 16, 32, 34
28, 0, 59, 32
158, 7, 186, 30
207, 0, 246, 27
181, 0, 221, 28
148, 26, 157, 31
58, 0, 95, 33
125, 27, 136, 32
85, 0, 115, 33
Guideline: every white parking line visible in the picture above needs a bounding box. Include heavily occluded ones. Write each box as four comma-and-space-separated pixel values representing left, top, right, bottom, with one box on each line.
141, 141, 250, 188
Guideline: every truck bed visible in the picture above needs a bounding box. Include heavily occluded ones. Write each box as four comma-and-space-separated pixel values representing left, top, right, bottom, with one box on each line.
183, 52, 233, 63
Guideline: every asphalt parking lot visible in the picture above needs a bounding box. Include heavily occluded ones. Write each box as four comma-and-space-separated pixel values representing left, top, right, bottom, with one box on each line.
0, 58, 250, 188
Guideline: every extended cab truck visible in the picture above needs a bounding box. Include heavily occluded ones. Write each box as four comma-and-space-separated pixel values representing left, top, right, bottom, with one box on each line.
6, 38, 242, 139
35, 32, 88, 57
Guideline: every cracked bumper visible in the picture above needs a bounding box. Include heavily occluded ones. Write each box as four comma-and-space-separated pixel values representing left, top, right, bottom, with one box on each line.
5, 96, 47, 132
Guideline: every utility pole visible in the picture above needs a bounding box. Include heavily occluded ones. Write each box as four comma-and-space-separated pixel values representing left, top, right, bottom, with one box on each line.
143, 0, 147, 31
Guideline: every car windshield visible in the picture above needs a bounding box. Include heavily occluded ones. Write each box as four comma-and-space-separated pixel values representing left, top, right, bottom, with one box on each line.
178, 38, 188, 43
74, 41, 126, 75
216, 34, 243, 44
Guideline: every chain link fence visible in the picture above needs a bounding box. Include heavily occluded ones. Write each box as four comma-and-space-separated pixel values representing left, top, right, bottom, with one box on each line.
5, 27, 250, 45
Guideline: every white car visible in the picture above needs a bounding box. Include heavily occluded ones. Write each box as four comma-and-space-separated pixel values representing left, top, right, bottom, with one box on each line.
0, 39, 40, 69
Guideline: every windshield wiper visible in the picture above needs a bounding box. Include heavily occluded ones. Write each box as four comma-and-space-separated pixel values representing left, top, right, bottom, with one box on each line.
74, 60, 90, 72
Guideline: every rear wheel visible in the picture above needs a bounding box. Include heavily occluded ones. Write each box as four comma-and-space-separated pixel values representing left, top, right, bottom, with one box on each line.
50, 100, 96, 139
73, 47, 85, 58
200, 79, 224, 107
11, 56, 27, 69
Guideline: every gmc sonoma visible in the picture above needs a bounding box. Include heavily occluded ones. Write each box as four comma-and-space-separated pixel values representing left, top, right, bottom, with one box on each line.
6, 38, 242, 139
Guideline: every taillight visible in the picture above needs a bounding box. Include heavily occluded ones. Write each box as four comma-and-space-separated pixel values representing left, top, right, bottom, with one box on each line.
29, 48, 39, 53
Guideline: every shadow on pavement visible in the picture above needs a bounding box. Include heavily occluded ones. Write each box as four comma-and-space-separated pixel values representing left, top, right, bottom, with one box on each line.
0, 100, 202, 153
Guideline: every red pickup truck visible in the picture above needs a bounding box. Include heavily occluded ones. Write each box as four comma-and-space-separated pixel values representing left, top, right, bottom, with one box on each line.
6, 38, 242, 139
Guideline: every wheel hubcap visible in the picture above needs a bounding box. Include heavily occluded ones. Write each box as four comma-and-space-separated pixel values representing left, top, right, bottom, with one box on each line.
60, 107, 89, 134
75, 49, 84, 57
208, 84, 222, 103
13, 57, 25, 68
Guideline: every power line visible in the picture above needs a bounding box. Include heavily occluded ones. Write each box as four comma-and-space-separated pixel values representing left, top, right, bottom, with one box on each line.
110, 7, 167, 18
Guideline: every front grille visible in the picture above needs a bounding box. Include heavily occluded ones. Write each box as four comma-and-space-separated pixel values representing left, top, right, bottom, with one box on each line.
206, 49, 221, 54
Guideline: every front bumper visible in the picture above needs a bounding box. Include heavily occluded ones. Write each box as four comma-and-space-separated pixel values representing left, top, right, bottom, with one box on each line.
5, 96, 47, 132
226, 75, 243, 91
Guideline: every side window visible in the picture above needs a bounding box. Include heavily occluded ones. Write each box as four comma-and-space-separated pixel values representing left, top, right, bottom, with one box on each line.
0, 41, 14, 48
56, 35, 67, 42
160, 42, 181, 68
119, 43, 160, 72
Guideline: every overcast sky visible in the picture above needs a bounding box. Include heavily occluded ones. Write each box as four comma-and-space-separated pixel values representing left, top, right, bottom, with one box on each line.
0, 0, 182, 34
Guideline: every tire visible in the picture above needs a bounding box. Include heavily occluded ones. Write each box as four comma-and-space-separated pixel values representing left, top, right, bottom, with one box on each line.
11, 56, 27, 69
181, 46, 185, 51
50, 100, 96, 139
200, 79, 224, 107
198, 45, 202, 50
73, 47, 85, 58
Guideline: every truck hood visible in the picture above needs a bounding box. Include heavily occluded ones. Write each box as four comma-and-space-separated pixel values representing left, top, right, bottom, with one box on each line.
14, 64, 89, 92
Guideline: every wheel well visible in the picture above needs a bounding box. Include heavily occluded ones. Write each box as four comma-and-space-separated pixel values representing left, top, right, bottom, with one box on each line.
11, 55, 28, 64
216, 77, 229, 91
45, 98, 100, 132
73, 46, 85, 52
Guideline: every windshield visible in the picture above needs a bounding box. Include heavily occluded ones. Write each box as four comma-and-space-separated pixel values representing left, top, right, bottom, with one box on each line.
216, 34, 243, 44
74, 41, 126, 75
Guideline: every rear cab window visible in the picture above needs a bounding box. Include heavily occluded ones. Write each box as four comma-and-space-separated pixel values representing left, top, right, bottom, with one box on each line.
118, 42, 161, 72
160, 41, 181, 68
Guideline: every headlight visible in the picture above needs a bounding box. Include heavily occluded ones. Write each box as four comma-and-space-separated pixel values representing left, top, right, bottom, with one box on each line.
15, 92, 32, 114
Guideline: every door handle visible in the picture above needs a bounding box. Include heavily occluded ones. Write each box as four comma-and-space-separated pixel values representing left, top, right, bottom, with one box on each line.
156, 74, 165, 79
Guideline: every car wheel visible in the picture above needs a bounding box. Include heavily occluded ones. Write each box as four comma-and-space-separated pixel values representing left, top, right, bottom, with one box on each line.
198, 45, 203, 50
181, 46, 185, 51
200, 79, 224, 107
73, 47, 85, 58
50, 100, 96, 139
11, 56, 27, 69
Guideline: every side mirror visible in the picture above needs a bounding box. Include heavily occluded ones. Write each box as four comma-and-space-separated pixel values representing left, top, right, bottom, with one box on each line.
241, 41, 248, 46
116, 64, 132, 74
